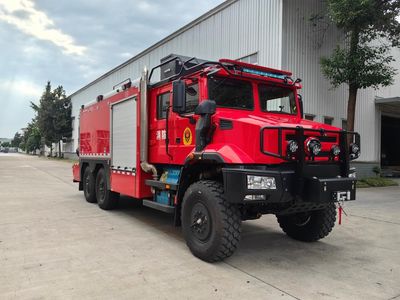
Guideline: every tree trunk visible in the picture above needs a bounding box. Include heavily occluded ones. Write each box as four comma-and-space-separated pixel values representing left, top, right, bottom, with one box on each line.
347, 85, 357, 133
58, 140, 62, 158
346, 28, 360, 142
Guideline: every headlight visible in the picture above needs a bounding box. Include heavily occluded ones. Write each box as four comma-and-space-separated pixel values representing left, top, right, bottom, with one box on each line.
247, 175, 276, 190
306, 138, 322, 156
348, 167, 356, 178
350, 143, 360, 154
348, 171, 357, 178
331, 145, 341, 156
350, 143, 360, 158
287, 140, 298, 154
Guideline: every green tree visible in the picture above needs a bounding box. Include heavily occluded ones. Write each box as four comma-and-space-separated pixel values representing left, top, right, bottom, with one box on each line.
31, 82, 72, 157
11, 132, 22, 148
320, 0, 400, 133
1, 142, 11, 148
19, 141, 26, 151
52, 86, 72, 157
21, 120, 41, 153
26, 127, 41, 152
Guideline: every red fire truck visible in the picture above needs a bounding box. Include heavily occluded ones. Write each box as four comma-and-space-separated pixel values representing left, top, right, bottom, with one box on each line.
73, 54, 360, 262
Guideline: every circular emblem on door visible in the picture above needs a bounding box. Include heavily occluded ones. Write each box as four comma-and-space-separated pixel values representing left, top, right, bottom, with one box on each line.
183, 127, 193, 145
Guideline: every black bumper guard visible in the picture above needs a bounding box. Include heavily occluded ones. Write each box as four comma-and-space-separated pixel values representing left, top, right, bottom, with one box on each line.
260, 126, 360, 177
219, 126, 360, 205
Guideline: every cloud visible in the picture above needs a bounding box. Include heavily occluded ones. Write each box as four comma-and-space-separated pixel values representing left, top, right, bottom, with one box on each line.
137, 1, 157, 13
0, 0, 86, 56
0, 0, 225, 137
0, 79, 42, 99
0, 79, 43, 137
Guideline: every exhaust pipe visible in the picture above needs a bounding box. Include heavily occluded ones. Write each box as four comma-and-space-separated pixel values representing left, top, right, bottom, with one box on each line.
139, 67, 158, 180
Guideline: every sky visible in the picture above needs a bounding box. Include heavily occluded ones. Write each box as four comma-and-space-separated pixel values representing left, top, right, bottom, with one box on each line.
0, 0, 225, 138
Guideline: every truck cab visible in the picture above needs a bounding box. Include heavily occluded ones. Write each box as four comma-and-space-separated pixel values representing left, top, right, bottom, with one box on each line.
73, 54, 360, 262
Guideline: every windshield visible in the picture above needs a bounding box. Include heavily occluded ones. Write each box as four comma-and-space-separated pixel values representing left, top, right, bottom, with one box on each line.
208, 77, 253, 110
259, 84, 297, 115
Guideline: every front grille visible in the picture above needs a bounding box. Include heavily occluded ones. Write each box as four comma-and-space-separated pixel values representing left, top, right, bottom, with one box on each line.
260, 126, 360, 178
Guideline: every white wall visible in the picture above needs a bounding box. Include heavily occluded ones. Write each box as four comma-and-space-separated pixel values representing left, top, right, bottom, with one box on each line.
282, 0, 400, 162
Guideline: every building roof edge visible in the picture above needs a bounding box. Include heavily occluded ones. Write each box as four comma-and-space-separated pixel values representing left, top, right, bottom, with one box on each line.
69, 0, 238, 98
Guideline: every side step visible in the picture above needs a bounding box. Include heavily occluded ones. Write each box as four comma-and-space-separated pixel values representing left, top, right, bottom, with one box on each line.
145, 179, 178, 191
143, 199, 175, 214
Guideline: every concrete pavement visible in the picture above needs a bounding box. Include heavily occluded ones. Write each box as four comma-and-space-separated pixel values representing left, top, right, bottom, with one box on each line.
0, 153, 399, 299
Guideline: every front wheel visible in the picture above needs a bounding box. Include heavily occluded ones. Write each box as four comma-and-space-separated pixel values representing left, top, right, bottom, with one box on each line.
276, 203, 336, 242
181, 180, 241, 262
96, 168, 119, 210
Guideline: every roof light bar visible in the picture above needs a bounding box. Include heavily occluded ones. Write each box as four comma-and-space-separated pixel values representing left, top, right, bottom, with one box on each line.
219, 59, 292, 75
242, 67, 287, 80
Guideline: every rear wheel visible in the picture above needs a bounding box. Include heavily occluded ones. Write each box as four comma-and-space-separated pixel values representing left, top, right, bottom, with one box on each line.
96, 168, 119, 210
276, 203, 336, 242
83, 167, 96, 203
181, 180, 241, 262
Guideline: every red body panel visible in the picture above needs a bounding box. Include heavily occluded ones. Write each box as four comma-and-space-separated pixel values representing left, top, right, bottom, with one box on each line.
76, 58, 345, 200
110, 171, 136, 195
72, 163, 80, 182
147, 74, 341, 166
79, 86, 152, 199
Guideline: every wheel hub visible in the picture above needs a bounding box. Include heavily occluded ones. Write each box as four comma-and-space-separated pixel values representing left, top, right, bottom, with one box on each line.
293, 213, 311, 226
190, 202, 211, 241
85, 176, 90, 193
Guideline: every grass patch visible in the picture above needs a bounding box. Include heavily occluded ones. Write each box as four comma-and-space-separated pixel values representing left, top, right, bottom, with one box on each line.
356, 180, 371, 188
357, 177, 399, 188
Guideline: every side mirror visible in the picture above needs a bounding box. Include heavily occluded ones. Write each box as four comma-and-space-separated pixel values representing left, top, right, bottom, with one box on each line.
298, 94, 304, 118
194, 100, 216, 152
195, 100, 216, 116
172, 80, 186, 114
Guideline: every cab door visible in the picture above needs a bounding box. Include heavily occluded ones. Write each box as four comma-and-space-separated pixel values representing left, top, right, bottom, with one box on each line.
149, 79, 201, 164
168, 80, 200, 163
149, 85, 171, 164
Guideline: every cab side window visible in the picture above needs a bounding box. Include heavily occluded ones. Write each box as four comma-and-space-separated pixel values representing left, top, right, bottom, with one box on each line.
185, 83, 199, 113
157, 92, 170, 119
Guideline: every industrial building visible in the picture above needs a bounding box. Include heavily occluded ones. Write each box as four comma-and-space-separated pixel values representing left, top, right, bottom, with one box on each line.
69, 0, 400, 176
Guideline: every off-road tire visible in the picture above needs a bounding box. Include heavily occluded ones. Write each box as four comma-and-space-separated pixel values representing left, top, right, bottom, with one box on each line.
96, 168, 119, 210
83, 167, 97, 203
181, 180, 241, 262
276, 203, 336, 242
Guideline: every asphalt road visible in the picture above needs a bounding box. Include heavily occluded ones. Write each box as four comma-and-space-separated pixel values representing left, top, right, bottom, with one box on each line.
0, 153, 399, 299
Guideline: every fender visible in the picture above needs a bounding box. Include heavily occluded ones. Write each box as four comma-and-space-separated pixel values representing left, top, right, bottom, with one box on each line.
173, 152, 225, 226
175, 145, 253, 205
203, 144, 255, 164
173, 145, 255, 225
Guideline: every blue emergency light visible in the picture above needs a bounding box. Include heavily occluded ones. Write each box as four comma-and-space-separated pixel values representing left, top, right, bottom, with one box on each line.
242, 67, 287, 80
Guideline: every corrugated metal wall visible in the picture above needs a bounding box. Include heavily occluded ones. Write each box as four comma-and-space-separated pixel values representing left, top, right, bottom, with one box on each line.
282, 0, 346, 121
281, 0, 399, 162
71, 0, 400, 164
70, 0, 283, 151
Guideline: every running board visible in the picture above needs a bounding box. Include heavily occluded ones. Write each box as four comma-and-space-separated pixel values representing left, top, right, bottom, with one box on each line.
145, 179, 178, 191
143, 200, 175, 214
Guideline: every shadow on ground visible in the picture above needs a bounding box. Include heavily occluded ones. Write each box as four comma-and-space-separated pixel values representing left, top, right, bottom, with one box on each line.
108, 195, 345, 266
